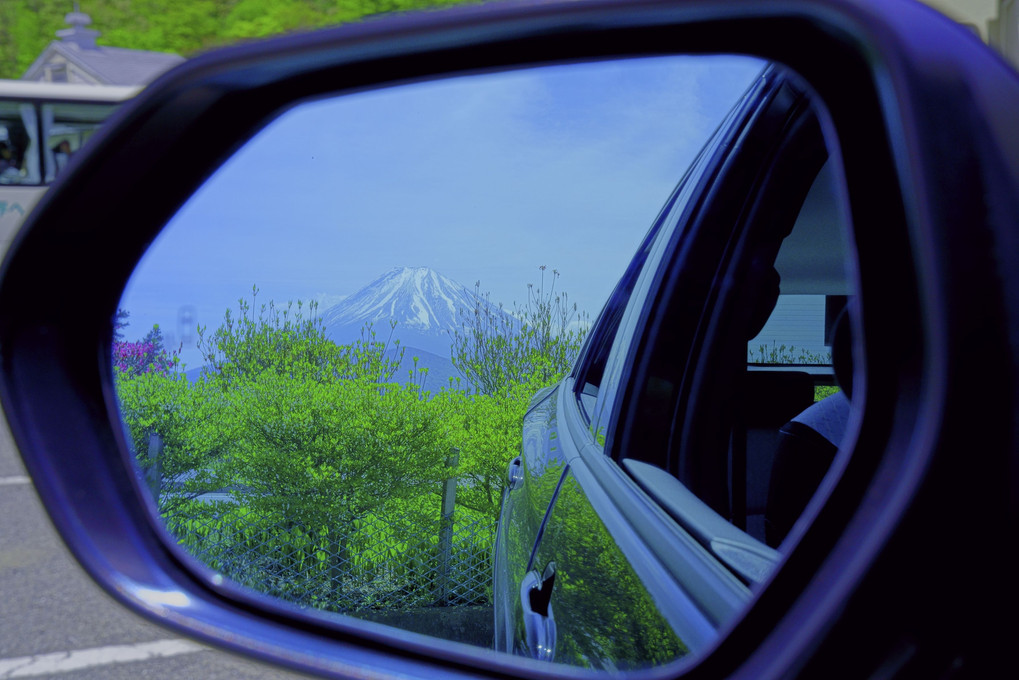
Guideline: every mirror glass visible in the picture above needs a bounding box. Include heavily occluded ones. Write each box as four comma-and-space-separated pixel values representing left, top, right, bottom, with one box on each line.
115, 54, 851, 669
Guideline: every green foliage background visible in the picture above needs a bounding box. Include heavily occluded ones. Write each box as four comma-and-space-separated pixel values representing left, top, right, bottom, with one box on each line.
0, 0, 477, 80
113, 272, 695, 662
114, 274, 585, 614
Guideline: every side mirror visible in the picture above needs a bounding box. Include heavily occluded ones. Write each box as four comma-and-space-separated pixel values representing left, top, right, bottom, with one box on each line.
1, 1, 1016, 679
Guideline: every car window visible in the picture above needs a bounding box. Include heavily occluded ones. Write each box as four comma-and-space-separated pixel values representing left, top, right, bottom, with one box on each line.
572, 207, 667, 433
576, 80, 763, 445
607, 94, 854, 580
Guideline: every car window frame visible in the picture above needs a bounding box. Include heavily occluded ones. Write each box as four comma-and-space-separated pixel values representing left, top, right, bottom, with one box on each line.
558, 66, 846, 599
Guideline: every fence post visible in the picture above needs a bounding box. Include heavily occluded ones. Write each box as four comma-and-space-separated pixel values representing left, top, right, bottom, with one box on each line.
437, 448, 460, 605
328, 526, 344, 601
145, 432, 162, 501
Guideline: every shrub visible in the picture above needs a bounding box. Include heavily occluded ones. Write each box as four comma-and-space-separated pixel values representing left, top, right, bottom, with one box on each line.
452, 266, 588, 396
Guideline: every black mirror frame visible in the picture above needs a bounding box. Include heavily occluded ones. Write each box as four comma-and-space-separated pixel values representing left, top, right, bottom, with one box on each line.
1, 1, 1016, 678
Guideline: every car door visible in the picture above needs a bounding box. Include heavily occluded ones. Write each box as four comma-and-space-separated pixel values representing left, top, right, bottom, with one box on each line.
491, 181, 686, 661
491, 69, 756, 662
498, 64, 851, 669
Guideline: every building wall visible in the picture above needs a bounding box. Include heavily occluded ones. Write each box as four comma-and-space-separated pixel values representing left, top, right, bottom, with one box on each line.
923, 0, 1019, 66
924, 0, 1000, 39
990, 0, 1019, 64
750, 296, 830, 363
31, 53, 101, 85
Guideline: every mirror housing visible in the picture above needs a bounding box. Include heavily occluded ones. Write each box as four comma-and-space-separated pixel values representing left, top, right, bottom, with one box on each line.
1, 1, 1016, 678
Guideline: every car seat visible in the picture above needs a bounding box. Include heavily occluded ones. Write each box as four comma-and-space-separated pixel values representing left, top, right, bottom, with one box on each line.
764, 306, 853, 548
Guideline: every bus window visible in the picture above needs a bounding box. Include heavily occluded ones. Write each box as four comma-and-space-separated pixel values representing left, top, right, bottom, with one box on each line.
0, 101, 34, 185
0, 100, 121, 185
0, 80, 137, 249
43, 102, 119, 181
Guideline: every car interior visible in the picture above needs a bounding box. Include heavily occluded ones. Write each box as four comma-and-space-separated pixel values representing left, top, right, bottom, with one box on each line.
618, 93, 857, 587
740, 157, 854, 549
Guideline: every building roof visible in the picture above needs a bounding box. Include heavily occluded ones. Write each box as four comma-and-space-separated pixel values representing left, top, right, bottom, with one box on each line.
23, 41, 185, 86
21, 9, 184, 86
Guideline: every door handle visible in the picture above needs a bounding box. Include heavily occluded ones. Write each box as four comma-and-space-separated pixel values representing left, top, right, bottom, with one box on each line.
506, 456, 524, 491
520, 561, 557, 661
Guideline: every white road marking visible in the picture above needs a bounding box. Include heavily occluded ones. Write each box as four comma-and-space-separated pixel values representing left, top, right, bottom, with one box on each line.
0, 639, 204, 677
0, 476, 30, 486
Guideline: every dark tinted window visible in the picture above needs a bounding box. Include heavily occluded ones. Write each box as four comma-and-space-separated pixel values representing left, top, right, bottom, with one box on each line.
615, 88, 855, 578
576, 92, 756, 447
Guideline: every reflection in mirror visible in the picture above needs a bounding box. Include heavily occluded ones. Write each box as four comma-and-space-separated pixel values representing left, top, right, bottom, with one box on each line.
115, 54, 851, 669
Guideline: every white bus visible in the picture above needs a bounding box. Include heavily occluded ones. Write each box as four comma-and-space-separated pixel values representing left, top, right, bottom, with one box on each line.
0, 80, 139, 254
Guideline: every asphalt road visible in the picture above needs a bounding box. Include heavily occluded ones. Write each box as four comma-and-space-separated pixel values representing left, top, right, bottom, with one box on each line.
0, 415, 311, 680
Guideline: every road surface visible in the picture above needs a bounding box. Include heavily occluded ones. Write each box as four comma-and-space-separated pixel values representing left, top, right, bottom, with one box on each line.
0, 414, 310, 679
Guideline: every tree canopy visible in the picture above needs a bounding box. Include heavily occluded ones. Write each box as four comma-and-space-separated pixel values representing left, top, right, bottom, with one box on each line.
0, 0, 476, 79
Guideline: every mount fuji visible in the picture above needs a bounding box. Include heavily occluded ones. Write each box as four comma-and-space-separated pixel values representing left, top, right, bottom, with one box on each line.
320, 267, 511, 389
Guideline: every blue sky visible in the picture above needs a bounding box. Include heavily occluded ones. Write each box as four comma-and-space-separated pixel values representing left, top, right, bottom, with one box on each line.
119, 55, 764, 368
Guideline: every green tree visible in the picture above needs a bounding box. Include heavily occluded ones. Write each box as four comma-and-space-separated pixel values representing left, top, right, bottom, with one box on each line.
443, 267, 590, 523
0, 0, 68, 78
453, 266, 589, 396
193, 288, 444, 526
221, 0, 326, 42
427, 380, 534, 520
113, 307, 130, 341
0, 0, 482, 79
96, 0, 226, 54
196, 286, 404, 384
116, 369, 231, 513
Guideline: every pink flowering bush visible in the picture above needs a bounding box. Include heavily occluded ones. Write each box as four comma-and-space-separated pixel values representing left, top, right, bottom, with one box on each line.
113, 340, 178, 376
112, 313, 179, 377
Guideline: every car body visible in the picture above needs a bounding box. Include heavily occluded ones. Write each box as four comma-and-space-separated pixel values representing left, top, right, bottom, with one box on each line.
0, 1, 1016, 679
493, 64, 853, 668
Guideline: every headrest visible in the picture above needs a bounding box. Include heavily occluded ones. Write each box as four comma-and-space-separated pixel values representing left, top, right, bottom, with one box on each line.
746, 264, 781, 341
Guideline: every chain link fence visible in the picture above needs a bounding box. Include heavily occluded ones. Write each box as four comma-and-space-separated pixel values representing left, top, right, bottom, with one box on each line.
163, 499, 496, 614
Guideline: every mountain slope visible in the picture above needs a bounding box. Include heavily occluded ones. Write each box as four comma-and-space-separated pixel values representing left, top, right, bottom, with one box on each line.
321, 267, 485, 358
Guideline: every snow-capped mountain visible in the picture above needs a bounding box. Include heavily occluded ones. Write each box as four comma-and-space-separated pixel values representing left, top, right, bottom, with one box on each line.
321, 267, 491, 358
